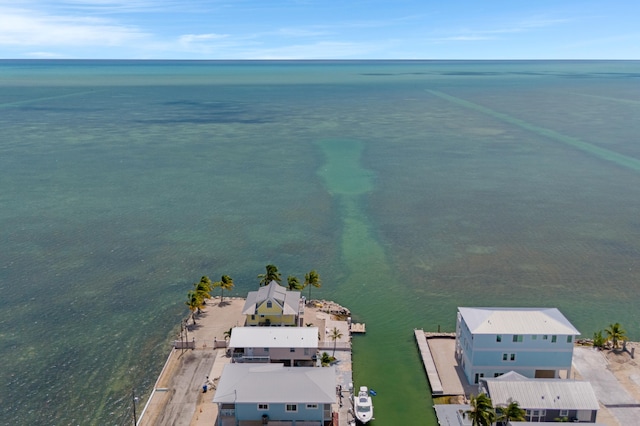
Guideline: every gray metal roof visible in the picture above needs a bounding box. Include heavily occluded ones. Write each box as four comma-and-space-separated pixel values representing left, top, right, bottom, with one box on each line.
434, 404, 472, 426
484, 378, 599, 410
213, 364, 336, 404
242, 281, 300, 315
228, 326, 318, 348
458, 307, 580, 335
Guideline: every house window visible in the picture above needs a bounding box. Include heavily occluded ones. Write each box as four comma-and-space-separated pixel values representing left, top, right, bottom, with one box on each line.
510, 353, 516, 361
494, 373, 502, 377
512, 335, 523, 342
258, 403, 269, 410
286, 404, 297, 412
542, 335, 548, 340
526, 409, 546, 419
552, 335, 557, 343
559, 409, 569, 417
496, 335, 502, 342
290, 348, 295, 352
531, 335, 537, 340
567, 336, 573, 343
267, 301, 272, 308
264, 348, 269, 353
306, 404, 318, 409
251, 315, 255, 320
502, 353, 508, 361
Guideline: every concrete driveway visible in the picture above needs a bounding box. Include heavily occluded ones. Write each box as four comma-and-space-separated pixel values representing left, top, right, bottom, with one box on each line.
573, 347, 640, 425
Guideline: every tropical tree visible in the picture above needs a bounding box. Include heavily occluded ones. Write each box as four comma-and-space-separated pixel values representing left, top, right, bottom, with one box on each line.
287, 275, 303, 291
466, 393, 496, 426
329, 327, 343, 357
496, 398, 525, 425
214, 275, 234, 302
593, 330, 606, 349
258, 264, 281, 286
185, 290, 203, 324
303, 270, 321, 299
605, 322, 628, 349
194, 276, 213, 305
320, 352, 334, 367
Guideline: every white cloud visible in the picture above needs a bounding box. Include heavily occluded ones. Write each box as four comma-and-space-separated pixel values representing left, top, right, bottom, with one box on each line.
434, 36, 495, 42
241, 41, 380, 60
481, 17, 571, 35
276, 27, 331, 37
8, 0, 177, 14
428, 16, 570, 44
179, 33, 229, 44
0, 7, 149, 47
24, 51, 67, 58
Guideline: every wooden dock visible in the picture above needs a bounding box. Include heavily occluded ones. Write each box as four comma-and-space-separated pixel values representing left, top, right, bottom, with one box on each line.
350, 323, 366, 333
414, 329, 443, 395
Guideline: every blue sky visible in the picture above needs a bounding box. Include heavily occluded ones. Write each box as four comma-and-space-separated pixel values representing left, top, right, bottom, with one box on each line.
1, 0, 639, 59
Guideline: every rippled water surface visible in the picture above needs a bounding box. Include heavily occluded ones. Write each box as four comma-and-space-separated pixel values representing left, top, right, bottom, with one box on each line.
1, 60, 640, 425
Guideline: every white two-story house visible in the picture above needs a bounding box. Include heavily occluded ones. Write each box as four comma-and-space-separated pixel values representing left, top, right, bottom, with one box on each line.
455, 307, 580, 384
228, 326, 319, 367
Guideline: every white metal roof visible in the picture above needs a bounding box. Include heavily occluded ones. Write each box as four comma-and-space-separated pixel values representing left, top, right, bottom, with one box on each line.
229, 326, 319, 348
484, 378, 599, 410
458, 307, 580, 335
212, 364, 336, 404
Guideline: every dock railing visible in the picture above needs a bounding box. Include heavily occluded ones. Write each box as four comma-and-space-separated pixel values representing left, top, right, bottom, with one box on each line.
318, 342, 351, 351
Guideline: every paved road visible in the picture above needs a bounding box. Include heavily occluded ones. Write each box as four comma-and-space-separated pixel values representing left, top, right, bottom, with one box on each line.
154, 350, 217, 426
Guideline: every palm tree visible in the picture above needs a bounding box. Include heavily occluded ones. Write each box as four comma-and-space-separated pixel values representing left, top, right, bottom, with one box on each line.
320, 352, 332, 367
194, 276, 212, 305
303, 270, 322, 299
605, 322, 628, 349
185, 290, 203, 324
496, 398, 525, 425
466, 393, 496, 426
214, 275, 234, 302
258, 264, 281, 286
329, 327, 343, 357
287, 275, 303, 291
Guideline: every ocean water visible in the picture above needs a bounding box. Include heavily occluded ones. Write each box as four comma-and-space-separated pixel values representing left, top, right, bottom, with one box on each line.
1, 60, 640, 425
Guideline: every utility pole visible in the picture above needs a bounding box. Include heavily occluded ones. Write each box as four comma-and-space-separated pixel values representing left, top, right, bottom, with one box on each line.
132, 388, 137, 425
180, 322, 185, 354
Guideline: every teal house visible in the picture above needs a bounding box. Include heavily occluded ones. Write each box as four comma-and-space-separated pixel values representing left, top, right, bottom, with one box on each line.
455, 307, 580, 384
213, 363, 335, 425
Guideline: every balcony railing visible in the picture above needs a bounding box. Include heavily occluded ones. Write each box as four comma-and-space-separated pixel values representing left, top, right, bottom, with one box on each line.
232, 354, 271, 363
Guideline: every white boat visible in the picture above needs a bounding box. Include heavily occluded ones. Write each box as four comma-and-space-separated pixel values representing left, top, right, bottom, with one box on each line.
353, 386, 374, 424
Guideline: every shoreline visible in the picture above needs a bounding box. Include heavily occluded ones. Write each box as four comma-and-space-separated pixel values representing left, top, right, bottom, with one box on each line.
138, 296, 355, 426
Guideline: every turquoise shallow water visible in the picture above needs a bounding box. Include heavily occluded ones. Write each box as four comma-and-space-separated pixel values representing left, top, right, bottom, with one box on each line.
1, 60, 640, 425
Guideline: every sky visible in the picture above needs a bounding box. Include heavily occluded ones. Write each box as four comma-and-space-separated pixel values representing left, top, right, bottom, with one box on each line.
1, 0, 639, 60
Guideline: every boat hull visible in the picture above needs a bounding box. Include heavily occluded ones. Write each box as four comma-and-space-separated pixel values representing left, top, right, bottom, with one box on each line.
353, 386, 374, 424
